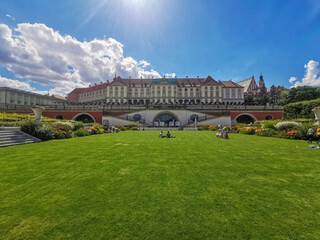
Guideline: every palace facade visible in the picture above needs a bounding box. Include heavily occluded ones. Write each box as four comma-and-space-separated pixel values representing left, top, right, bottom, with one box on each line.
68, 76, 245, 105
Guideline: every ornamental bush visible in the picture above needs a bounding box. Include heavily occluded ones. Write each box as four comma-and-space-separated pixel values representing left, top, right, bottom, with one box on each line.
21, 121, 54, 141
52, 121, 74, 131
197, 125, 210, 131
238, 127, 256, 135
73, 128, 91, 137
53, 129, 72, 139
35, 125, 54, 141
275, 121, 300, 131
73, 121, 84, 130
125, 124, 139, 130
262, 120, 281, 129
255, 128, 277, 137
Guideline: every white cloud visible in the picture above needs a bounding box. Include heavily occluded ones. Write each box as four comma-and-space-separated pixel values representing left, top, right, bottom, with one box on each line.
0, 23, 162, 95
139, 60, 150, 68
0, 75, 51, 95
289, 60, 320, 87
5, 14, 15, 21
164, 73, 176, 78
0, 76, 34, 91
289, 77, 297, 83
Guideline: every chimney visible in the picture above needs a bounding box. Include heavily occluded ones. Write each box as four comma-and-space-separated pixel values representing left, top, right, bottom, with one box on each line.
107, 80, 109, 83
163, 75, 166, 78
152, 76, 154, 79
141, 76, 142, 79
186, 76, 188, 78
175, 76, 177, 79
197, 76, 199, 78
89, 85, 91, 87
129, 76, 131, 78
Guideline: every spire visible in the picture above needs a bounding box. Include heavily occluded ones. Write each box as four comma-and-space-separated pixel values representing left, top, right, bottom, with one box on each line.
259, 74, 265, 88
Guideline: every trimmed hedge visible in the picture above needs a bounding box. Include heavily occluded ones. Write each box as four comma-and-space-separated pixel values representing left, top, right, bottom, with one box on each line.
284, 98, 320, 119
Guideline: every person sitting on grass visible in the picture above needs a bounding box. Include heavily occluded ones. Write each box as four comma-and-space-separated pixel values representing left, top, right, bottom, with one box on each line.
166, 131, 176, 138
159, 131, 164, 138
224, 132, 229, 140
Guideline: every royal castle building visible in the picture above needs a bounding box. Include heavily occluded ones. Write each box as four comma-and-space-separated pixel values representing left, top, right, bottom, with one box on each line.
68, 76, 245, 105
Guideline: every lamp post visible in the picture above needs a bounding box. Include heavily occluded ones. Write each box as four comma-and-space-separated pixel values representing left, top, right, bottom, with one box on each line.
31, 105, 45, 125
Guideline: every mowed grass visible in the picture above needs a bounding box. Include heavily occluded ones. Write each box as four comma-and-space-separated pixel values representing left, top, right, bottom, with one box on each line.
0, 132, 319, 240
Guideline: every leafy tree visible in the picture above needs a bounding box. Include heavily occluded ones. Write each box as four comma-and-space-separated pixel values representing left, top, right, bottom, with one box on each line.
269, 85, 282, 105
244, 95, 254, 105
283, 86, 320, 104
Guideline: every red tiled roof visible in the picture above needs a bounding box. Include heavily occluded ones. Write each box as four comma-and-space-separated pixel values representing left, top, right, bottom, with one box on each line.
219, 80, 244, 88
80, 82, 108, 94
68, 88, 86, 95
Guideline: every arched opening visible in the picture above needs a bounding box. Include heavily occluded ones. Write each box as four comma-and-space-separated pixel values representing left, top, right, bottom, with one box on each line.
73, 113, 95, 123
55, 114, 64, 120
235, 114, 257, 124
153, 112, 179, 127
265, 115, 273, 120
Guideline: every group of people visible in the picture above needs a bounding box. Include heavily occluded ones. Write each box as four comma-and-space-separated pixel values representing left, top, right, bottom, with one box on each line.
216, 126, 229, 140
159, 131, 176, 138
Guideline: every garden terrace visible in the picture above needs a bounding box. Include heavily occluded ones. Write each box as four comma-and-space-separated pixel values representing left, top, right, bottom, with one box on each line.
0, 131, 319, 239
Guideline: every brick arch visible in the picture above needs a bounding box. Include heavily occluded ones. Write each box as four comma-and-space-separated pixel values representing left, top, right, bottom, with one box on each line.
72, 112, 96, 123
152, 111, 180, 123
234, 113, 257, 122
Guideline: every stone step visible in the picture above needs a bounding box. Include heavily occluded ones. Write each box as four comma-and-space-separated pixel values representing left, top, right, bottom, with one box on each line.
0, 140, 35, 147
0, 136, 34, 141
0, 129, 40, 147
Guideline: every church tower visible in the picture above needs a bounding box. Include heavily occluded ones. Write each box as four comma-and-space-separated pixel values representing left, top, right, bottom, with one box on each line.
259, 74, 266, 89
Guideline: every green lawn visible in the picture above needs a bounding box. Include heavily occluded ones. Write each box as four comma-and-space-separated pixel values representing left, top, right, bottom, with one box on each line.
0, 131, 319, 240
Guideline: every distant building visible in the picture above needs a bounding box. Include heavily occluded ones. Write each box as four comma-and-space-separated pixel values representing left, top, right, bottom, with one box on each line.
237, 75, 266, 95
0, 87, 67, 108
68, 76, 244, 105
237, 74, 287, 95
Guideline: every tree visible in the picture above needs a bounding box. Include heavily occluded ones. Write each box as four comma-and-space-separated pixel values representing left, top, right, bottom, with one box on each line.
283, 86, 320, 105
269, 85, 282, 105
244, 95, 254, 105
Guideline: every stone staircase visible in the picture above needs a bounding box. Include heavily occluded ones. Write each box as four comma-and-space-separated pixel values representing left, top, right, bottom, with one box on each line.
0, 128, 41, 147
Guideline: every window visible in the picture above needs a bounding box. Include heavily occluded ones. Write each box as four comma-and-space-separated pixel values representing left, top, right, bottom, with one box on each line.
232, 89, 236, 99
226, 89, 230, 99
265, 115, 273, 120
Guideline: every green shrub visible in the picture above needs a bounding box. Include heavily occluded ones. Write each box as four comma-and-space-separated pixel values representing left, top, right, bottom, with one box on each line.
296, 123, 317, 141
197, 125, 210, 131
52, 121, 74, 131
36, 125, 54, 141
21, 121, 53, 141
125, 124, 139, 130
53, 129, 72, 139
262, 120, 281, 129
0, 121, 24, 127
73, 121, 84, 130
21, 121, 38, 135
284, 98, 320, 119
73, 128, 91, 137
275, 122, 300, 131
238, 127, 256, 135
256, 128, 277, 137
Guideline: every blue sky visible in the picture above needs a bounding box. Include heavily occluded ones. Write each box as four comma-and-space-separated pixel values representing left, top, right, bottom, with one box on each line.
0, 0, 320, 95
